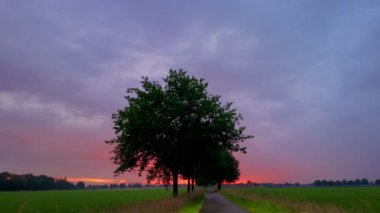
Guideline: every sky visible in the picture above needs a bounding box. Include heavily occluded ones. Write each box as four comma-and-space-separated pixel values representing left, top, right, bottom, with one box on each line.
1, 0, 380, 184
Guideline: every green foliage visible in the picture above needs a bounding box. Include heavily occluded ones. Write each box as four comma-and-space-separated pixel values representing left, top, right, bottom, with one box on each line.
196, 149, 240, 187
106, 69, 252, 196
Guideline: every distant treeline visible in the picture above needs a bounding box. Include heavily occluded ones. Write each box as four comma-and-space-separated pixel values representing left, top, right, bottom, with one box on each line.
314, 179, 380, 186
245, 181, 302, 187
87, 183, 143, 190
242, 179, 380, 187
0, 171, 83, 191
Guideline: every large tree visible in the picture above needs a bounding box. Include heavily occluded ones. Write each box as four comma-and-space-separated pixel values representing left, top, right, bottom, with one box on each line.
106, 69, 252, 197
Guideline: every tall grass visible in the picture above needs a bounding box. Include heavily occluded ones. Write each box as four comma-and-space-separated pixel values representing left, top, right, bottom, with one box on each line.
221, 189, 293, 213
221, 187, 380, 213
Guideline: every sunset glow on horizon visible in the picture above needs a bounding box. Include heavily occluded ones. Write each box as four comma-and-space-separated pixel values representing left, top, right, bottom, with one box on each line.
66, 175, 278, 185
1, 1, 380, 185
66, 177, 128, 184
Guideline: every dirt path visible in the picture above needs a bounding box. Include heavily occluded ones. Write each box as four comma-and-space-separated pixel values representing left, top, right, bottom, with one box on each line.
200, 192, 248, 213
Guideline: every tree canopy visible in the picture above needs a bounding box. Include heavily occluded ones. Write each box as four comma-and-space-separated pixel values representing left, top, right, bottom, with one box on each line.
106, 69, 253, 196
196, 149, 240, 190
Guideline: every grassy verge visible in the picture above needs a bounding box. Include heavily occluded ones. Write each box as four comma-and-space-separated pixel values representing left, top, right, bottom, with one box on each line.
115, 190, 204, 213
221, 190, 291, 213
178, 191, 204, 213
221, 187, 380, 213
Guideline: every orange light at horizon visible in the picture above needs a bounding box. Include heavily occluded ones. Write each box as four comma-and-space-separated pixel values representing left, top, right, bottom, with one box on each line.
66, 177, 194, 185
67, 177, 128, 184
67, 175, 278, 185
238, 173, 286, 184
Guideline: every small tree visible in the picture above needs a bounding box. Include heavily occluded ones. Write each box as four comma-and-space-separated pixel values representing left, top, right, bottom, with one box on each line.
354, 179, 361, 186
360, 178, 369, 185
196, 149, 240, 190
76, 181, 85, 189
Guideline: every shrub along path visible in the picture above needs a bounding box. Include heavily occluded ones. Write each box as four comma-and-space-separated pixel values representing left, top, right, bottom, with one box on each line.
200, 192, 248, 213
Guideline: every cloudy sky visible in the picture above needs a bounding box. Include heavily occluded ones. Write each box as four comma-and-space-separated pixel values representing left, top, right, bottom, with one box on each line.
1, 0, 379, 184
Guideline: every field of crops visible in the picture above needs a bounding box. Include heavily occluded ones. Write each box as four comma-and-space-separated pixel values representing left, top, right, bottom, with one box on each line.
221, 186, 380, 213
0, 188, 202, 213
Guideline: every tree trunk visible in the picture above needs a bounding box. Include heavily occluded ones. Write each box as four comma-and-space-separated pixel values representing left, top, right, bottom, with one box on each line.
217, 182, 222, 191
191, 175, 195, 192
187, 178, 191, 193
172, 170, 179, 197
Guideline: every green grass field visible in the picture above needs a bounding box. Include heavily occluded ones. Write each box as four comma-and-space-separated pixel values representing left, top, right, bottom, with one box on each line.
0, 188, 201, 213
221, 186, 380, 213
